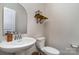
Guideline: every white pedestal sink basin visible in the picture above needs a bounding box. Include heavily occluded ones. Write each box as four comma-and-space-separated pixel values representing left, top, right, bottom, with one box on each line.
0, 37, 36, 54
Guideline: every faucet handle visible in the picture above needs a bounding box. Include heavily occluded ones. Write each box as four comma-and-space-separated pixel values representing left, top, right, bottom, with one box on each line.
14, 34, 18, 40
19, 34, 22, 39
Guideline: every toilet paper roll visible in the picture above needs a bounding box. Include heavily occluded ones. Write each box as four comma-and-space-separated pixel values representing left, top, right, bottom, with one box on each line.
71, 44, 79, 48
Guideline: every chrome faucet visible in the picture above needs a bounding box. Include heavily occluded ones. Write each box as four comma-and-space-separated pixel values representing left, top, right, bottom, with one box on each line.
14, 32, 22, 40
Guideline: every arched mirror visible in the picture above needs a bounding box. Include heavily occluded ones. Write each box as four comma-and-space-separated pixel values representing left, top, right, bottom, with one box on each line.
0, 3, 27, 35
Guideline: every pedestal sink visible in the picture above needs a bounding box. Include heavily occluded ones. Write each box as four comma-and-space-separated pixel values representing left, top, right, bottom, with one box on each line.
0, 37, 36, 54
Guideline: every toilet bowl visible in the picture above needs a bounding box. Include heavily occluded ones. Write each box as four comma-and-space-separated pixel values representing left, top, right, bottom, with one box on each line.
35, 37, 60, 55
41, 47, 60, 55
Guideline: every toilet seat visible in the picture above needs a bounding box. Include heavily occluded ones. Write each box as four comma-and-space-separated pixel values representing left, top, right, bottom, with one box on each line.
41, 47, 60, 55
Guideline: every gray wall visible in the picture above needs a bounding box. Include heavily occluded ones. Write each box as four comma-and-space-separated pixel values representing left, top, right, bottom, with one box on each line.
0, 3, 27, 34
45, 3, 79, 54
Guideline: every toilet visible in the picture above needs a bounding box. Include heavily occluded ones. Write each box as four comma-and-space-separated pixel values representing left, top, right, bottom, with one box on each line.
35, 37, 60, 55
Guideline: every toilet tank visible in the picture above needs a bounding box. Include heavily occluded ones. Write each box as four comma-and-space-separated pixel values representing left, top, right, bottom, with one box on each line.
36, 37, 45, 49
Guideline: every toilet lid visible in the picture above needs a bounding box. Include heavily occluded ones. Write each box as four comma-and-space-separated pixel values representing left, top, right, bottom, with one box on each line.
41, 47, 60, 55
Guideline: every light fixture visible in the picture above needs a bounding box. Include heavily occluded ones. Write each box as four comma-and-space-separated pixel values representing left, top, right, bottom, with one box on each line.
34, 10, 48, 24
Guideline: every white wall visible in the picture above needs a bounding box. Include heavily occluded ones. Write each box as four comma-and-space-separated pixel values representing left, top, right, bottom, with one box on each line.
21, 3, 46, 37
45, 3, 79, 54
